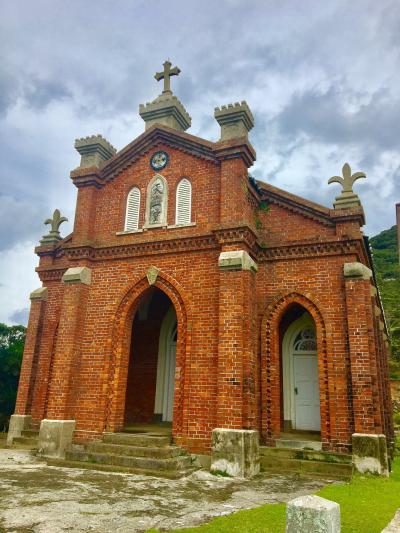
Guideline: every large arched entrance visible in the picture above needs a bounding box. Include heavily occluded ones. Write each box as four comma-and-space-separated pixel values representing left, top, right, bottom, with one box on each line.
281, 307, 320, 433
124, 287, 177, 427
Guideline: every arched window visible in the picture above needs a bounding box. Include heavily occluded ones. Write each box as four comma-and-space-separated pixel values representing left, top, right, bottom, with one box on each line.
124, 187, 141, 231
175, 178, 192, 225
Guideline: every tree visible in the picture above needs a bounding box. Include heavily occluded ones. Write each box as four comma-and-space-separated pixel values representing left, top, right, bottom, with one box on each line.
0, 323, 26, 431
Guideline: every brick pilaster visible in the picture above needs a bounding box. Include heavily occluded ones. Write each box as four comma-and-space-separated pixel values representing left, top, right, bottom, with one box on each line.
217, 251, 257, 428
14, 288, 48, 415
344, 262, 377, 433
45, 267, 91, 420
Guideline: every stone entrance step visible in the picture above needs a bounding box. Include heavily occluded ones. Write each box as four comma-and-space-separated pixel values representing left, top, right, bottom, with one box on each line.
276, 438, 322, 451
47, 431, 194, 479
260, 446, 353, 480
11, 429, 39, 450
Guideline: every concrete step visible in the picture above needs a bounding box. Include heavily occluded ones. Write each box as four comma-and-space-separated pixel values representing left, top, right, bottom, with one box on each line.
260, 446, 352, 464
21, 429, 39, 438
276, 438, 322, 451
260, 455, 353, 480
65, 449, 192, 472
87, 442, 185, 458
46, 458, 195, 479
12, 436, 38, 448
102, 432, 171, 447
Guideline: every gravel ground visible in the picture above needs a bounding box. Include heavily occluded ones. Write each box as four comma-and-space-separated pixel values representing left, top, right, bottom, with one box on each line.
0, 448, 338, 533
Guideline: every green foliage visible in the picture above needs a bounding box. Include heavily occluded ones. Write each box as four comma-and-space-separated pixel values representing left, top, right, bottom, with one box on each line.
370, 225, 400, 365
254, 200, 270, 233
0, 323, 26, 431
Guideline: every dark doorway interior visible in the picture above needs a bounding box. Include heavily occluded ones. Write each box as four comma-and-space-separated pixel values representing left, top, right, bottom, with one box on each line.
124, 288, 172, 425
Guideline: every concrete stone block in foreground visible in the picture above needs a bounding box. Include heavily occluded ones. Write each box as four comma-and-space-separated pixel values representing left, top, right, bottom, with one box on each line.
210, 428, 259, 478
352, 433, 389, 476
38, 419, 76, 458
7, 414, 32, 446
286, 495, 340, 533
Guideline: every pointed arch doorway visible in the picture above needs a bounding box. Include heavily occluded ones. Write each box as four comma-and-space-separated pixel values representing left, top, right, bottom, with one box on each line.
282, 308, 321, 432
124, 287, 177, 426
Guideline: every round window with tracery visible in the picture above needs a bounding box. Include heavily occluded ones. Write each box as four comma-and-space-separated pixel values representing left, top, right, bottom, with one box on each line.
293, 328, 317, 351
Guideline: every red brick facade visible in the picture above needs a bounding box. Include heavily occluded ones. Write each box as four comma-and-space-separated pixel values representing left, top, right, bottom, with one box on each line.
14, 123, 393, 455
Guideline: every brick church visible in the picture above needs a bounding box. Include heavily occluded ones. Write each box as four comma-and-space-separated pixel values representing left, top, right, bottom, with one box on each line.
9, 62, 393, 475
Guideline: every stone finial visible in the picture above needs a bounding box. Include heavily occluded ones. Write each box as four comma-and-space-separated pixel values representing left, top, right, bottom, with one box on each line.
154, 60, 181, 94
328, 162, 366, 209
214, 101, 254, 141
40, 209, 68, 245
74, 135, 117, 168
139, 60, 191, 132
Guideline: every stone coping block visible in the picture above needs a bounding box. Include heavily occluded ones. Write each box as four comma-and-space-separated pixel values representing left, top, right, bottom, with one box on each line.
211, 428, 260, 478
214, 101, 254, 140
343, 262, 372, 280
38, 419, 76, 459
7, 414, 32, 446
286, 495, 340, 533
218, 250, 258, 273
75, 135, 116, 168
30, 287, 48, 301
352, 433, 389, 476
139, 93, 191, 131
62, 266, 92, 285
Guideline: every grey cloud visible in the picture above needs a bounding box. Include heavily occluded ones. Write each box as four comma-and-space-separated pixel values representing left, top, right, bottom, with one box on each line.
0, 195, 46, 251
9, 307, 29, 326
277, 87, 400, 151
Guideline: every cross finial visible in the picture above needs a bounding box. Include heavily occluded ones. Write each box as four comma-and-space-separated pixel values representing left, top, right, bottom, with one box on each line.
154, 60, 181, 94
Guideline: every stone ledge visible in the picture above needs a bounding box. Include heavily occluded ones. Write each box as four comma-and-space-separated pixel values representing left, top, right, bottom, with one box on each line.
30, 287, 48, 301
343, 262, 372, 280
62, 266, 92, 285
218, 250, 258, 272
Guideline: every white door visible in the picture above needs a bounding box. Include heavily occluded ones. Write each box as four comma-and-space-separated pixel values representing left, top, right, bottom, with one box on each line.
162, 328, 176, 422
293, 354, 320, 430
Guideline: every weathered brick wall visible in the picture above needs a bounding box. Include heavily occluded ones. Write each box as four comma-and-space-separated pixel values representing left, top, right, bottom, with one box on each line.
16, 128, 393, 454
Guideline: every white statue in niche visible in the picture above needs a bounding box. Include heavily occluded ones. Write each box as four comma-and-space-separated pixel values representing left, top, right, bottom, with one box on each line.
149, 178, 164, 224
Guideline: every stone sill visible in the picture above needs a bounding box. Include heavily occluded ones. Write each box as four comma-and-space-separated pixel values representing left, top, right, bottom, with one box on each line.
116, 222, 196, 236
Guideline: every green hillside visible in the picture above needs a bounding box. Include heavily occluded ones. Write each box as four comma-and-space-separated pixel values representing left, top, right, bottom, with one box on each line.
370, 225, 400, 375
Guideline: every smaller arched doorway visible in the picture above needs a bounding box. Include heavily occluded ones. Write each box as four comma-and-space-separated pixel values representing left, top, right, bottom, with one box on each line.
124, 287, 177, 426
281, 307, 320, 432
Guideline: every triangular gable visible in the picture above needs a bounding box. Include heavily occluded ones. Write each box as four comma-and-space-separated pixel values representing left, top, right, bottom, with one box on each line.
89, 125, 218, 186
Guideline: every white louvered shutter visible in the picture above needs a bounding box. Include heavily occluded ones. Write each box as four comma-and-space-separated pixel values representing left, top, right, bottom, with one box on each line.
176, 179, 192, 225
124, 187, 141, 231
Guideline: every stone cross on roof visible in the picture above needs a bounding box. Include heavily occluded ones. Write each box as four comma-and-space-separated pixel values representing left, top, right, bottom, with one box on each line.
154, 60, 181, 94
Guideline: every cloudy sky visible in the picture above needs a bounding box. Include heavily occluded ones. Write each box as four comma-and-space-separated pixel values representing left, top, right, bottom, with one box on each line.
1, 0, 399, 325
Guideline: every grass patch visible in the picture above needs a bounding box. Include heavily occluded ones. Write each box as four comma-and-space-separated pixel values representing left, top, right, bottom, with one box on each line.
148, 457, 400, 533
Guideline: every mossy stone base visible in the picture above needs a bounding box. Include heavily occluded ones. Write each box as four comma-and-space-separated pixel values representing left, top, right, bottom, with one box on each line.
210, 428, 260, 478
352, 433, 389, 476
